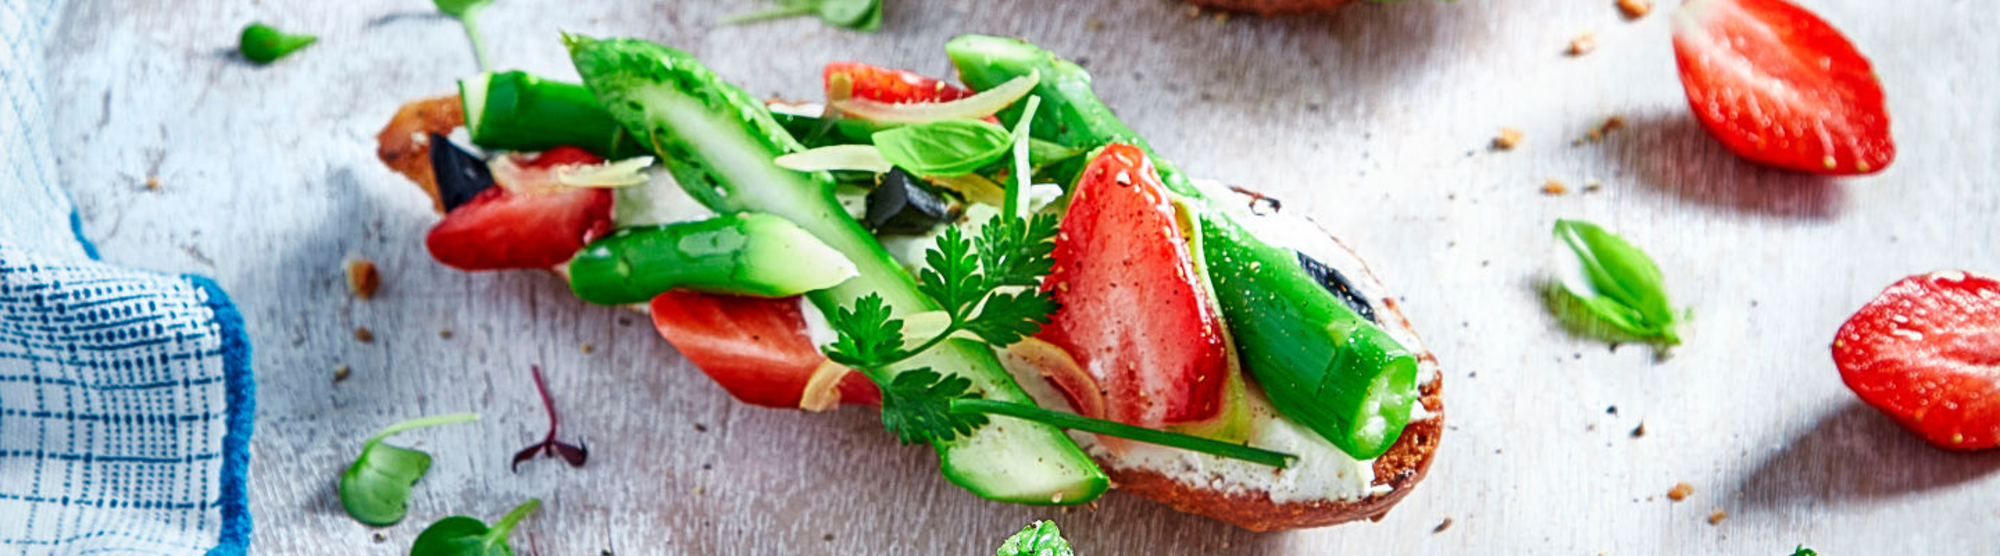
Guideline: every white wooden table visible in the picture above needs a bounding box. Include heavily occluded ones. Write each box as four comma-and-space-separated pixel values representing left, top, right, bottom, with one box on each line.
44, 0, 2000, 553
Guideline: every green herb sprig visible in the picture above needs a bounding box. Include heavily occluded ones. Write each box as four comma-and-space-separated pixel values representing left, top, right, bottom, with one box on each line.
725, 0, 882, 32
409, 498, 540, 556
238, 23, 316, 65
1547, 219, 1684, 350
339, 412, 480, 526
824, 97, 1294, 468
434, 0, 494, 71
997, 520, 1073, 556
1789, 546, 1817, 556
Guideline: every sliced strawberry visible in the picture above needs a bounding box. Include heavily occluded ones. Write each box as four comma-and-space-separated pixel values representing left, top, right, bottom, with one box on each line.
823, 62, 974, 104
1038, 144, 1231, 427
1672, 0, 1893, 175
424, 148, 615, 271
650, 291, 878, 409
1834, 271, 2000, 450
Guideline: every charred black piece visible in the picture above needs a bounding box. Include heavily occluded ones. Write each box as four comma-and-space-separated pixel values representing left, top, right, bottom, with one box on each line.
1296, 252, 1379, 324
428, 133, 495, 212
864, 168, 958, 235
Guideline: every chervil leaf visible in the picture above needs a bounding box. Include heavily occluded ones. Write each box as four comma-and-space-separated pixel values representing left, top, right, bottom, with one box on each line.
964, 290, 1057, 347
978, 213, 1059, 289
918, 225, 984, 317
879, 369, 988, 445
826, 294, 903, 368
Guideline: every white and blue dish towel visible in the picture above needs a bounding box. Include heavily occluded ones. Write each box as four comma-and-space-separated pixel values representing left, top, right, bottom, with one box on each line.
0, 0, 256, 554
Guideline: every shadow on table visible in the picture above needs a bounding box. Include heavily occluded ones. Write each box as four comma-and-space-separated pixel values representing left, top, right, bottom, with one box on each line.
1735, 401, 2000, 512
1603, 111, 1849, 222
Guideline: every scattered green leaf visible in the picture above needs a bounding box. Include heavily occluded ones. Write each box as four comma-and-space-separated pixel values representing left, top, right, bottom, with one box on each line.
433, 0, 494, 71
725, 0, 883, 32
997, 520, 1073, 556
339, 412, 480, 526
1789, 546, 1817, 556
1549, 219, 1682, 348
409, 498, 540, 556
238, 23, 316, 65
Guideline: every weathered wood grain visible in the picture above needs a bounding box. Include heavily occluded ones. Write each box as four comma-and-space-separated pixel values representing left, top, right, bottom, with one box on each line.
43, 0, 2000, 553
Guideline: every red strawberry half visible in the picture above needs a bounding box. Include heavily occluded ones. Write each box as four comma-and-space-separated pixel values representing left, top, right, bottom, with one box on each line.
823, 62, 974, 104
1672, 0, 1893, 175
650, 291, 878, 409
1039, 144, 1231, 427
424, 147, 615, 271
1834, 271, 2000, 449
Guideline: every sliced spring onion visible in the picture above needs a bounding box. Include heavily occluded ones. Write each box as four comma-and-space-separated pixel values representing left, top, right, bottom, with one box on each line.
775, 144, 893, 173
829, 71, 1039, 124
556, 156, 655, 188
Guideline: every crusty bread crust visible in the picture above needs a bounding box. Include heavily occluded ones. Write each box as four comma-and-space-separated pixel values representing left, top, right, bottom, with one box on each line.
1187, 0, 1356, 16
1104, 358, 1441, 532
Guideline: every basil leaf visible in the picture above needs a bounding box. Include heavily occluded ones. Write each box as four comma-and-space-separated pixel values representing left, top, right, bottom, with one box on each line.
338, 413, 479, 526
1550, 219, 1681, 345
873, 119, 1013, 178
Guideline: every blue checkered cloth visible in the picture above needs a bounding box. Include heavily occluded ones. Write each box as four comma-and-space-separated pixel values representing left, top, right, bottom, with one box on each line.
0, 0, 256, 554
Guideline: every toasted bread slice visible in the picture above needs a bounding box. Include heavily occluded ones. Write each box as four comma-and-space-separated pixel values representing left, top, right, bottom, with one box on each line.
376, 101, 1440, 531
1188, 0, 1357, 15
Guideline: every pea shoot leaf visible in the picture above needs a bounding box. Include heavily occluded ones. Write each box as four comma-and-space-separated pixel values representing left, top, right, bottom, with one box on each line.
238, 23, 316, 65
432, 0, 491, 17
724, 0, 884, 32
339, 413, 480, 526
997, 521, 1074, 556
409, 498, 540, 556
878, 369, 987, 445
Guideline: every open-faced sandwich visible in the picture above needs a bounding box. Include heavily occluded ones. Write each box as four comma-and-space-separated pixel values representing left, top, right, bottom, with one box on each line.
375, 34, 1442, 531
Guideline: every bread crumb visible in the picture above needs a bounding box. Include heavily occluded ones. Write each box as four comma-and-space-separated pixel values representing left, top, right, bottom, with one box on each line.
144, 176, 161, 190
1668, 482, 1694, 501
1707, 509, 1727, 524
333, 364, 351, 383
581, 342, 595, 354
1432, 518, 1453, 533
1585, 115, 1629, 143
346, 259, 380, 300
439, 329, 453, 339
1184, 5, 1202, 18
1542, 180, 1569, 196
1212, 12, 1230, 24
1586, 181, 1604, 193
1569, 32, 1598, 56
1618, 0, 1652, 19
1631, 422, 1647, 438
1492, 128, 1524, 150
1084, 17, 1104, 31
354, 327, 375, 343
